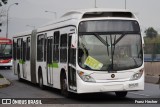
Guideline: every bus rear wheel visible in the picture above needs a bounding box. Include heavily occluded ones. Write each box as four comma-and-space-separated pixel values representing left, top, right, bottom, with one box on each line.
39, 74, 45, 90
17, 65, 22, 81
115, 91, 128, 97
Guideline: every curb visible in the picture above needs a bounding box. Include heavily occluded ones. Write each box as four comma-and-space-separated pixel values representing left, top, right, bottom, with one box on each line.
0, 78, 11, 88
145, 75, 160, 84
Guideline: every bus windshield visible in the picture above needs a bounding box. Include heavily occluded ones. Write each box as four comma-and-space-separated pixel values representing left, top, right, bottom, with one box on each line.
0, 44, 12, 59
78, 20, 143, 71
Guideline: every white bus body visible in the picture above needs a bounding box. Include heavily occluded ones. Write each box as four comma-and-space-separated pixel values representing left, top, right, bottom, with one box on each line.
13, 8, 144, 97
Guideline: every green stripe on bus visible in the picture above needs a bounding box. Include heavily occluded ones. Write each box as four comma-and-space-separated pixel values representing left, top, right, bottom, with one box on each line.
19, 60, 25, 64
52, 62, 59, 68
48, 62, 59, 68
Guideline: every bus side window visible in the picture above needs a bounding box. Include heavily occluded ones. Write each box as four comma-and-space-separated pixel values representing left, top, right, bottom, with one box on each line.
22, 40, 26, 62
13, 39, 17, 60
60, 34, 67, 63
17, 38, 22, 60
20, 39, 23, 60
47, 37, 53, 64
53, 31, 60, 62
17, 39, 19, 60
70, 36, 76, 66
44, 34, 47, 62
37, 34, 45, 61
26, 37, 30, 60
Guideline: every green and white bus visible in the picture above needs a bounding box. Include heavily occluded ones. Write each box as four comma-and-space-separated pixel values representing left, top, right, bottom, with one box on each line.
13, 8, 144, 97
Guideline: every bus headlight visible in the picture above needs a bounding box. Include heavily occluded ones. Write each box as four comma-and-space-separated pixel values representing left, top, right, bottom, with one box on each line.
130, 69, 143, 80
78, 71, 96, 82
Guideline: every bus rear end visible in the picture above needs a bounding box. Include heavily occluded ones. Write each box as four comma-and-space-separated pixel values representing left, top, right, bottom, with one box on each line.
0, 38, 12, 69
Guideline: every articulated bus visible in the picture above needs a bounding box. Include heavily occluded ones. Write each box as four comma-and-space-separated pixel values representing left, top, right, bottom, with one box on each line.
0, 37, 12, 69
13, 8, 144, 97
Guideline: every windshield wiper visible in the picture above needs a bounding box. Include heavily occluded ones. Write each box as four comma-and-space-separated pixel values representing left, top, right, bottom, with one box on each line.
106, 36, 109, 56
131, 57, 138, 67
94, 34, 110, 56
110, 33, 127, 71
113, 33, 125, 45
94, 34, 109, 46
112, 35, 117, 56
94, 33, 127, 71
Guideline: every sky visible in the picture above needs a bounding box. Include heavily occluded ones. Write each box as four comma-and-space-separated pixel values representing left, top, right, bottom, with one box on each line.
0, 0, 160, 38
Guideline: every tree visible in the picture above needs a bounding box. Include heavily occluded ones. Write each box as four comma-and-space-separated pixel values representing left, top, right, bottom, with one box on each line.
0, 6, 7, 33
0, 23, 1, 32
2, 0, 8, 4
145, 27, 158, 38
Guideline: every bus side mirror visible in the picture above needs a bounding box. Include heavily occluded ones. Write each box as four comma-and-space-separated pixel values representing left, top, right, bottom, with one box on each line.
71, 34, 77, 48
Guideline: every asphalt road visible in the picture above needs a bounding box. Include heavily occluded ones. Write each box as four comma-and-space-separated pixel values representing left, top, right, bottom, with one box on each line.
0, 68, 160, 107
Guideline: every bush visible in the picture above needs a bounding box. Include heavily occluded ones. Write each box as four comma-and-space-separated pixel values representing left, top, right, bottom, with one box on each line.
0, 74, 4, 78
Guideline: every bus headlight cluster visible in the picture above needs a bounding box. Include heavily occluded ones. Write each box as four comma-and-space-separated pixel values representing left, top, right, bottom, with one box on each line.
130, 69, 144, 80
78, 71, 96, 82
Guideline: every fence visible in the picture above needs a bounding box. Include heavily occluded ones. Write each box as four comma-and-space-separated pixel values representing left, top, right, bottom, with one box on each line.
145, 62, 160, 76
144, 43, 160, 62
144, 43, 160, 77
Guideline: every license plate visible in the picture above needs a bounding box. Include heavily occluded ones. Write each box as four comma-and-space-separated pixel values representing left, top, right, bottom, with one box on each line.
129, 83, 138, 88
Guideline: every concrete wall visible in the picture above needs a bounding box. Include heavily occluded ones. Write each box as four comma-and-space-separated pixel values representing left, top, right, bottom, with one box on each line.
145, 62, 160, 84
145, 62, 160, 76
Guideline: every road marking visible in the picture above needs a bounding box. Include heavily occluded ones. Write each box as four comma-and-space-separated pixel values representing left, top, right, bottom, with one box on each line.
129, 92, 150, 97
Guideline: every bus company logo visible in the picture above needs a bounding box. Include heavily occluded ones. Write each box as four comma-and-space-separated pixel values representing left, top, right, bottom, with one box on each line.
2, 99, 11, 104
111, 74, 115, 78
1, 99, 42, 104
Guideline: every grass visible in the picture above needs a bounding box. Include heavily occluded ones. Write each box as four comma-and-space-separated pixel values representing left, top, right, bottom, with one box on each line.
0, 74, 4, 78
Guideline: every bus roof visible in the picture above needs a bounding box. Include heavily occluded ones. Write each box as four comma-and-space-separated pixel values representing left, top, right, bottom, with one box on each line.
13, 30, 32, 38
61, 8, 136, 19
13, 8, 137, 37
40, 8, 136, 28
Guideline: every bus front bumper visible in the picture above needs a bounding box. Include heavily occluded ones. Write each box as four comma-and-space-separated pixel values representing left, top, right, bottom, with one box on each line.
0, 60, 13, 67
76, 76, 144, 93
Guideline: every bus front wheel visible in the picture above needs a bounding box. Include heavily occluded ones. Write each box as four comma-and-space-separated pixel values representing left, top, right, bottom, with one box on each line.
115, 91, 128, 97
61, 73, 70, 97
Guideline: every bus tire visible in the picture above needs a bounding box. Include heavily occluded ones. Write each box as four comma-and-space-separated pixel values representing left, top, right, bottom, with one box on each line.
115, 91, 128, 97
7, 66, 10, 69
38, 70, 45, 90
60, 72, 70, 97
17, 65, 22, 81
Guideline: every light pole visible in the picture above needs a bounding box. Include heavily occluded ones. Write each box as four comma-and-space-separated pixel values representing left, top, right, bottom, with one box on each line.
45, 11, 57, 19
95, 0, 97, 8
26, 25, 35, 29
125, 0, 126, 9
6, 3, 18, 38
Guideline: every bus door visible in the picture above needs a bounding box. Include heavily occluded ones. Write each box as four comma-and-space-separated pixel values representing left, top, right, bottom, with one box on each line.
68, 34, 77, 91
13, 39, 17, 74
17, 38, 22, 77
25, 37, 31, 80
47, 37, 53, 85
22, 40, 27, 78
